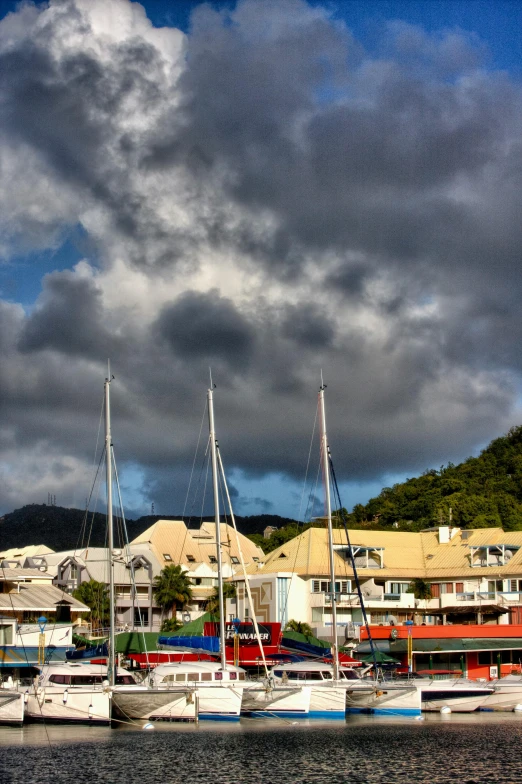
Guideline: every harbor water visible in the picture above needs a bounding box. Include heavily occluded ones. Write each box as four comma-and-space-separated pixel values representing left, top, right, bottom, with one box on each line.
1, 714, 522, 784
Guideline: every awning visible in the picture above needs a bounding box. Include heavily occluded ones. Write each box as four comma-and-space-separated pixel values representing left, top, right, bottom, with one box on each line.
357, 637, 522, 655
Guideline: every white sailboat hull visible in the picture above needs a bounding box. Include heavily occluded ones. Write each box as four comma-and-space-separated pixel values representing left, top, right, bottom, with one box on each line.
241, 684, 311, 718
480, 678, 522, 711
0, 691, 24, 725
309, 686, 346, 719
112, 685, 242, 722
25, 688, 111, 724
346, 683, 422, 715
112, 687, 196, 722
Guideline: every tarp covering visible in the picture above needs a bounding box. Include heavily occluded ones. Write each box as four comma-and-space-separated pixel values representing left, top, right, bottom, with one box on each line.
158, 635, 220, 654
357, 637, 522, 655
167, 612, 219, 637
281, 630, 331, 658
67, 641, 108, 660
359, 650, 400, 665
115, 632, 160, 654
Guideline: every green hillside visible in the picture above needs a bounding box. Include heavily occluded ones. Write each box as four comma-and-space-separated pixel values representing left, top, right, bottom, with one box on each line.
346, 425, 522, 531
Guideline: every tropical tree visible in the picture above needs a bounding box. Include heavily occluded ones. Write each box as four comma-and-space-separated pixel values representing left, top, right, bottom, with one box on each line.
152, 564, 193, 619
160, 617, 184, 634
72, 579, 110, 633
407, 578, 432, 600
206, 581, 236, 617
285, 619, 313, 637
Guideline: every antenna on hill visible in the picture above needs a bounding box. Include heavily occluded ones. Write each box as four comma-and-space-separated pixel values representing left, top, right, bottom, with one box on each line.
151, 502, 155, 516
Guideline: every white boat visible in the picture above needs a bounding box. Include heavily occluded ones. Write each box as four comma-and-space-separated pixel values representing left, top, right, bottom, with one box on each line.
399, 676, 494, 712
112, 661, 244, 722
24, 662, 136, 724
111, 382, 247, 723
0, 685, 24, 725
240, 679, 312, 719
269, 661, 421, 716
479, 675, 522, 711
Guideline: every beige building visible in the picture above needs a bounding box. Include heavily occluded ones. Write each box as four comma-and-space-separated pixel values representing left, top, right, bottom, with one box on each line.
228, 525, 522, 643
132, 518, 265, 619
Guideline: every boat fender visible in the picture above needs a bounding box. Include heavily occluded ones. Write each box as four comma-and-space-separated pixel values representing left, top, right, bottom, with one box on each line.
143, 723, 154, 730
514, 704, 522, 712
440, 706, 451, 714
63, 689, 68, 705
414, 716, 424, 721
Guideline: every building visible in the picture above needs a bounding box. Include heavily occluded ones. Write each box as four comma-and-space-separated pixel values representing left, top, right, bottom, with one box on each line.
2, 519, 265, 634
228, 525, 522, 645
132, 518, 264, 620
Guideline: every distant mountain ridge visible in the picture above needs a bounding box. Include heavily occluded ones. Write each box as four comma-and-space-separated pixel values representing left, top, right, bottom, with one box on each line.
0, 505, 298, 553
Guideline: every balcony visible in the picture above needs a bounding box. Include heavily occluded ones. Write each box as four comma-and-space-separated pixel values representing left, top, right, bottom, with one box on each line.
424, 591, 522, 611
310, 591, 415, 609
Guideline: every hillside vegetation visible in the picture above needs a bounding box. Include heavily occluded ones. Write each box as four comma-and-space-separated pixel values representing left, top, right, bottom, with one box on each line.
346, 425, 522, 531
0, 505, 299, 553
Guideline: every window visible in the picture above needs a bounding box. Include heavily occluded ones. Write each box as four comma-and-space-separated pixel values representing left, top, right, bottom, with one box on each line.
134, 608, 149, 627
244, 608, 249, 619
214, 672, 223, 680
187, 673, 200, 681
115, 675, 135, 685
311, 608, 323, 622
209, 555, 217, 564
488, 580, 504, 593
0, 624, 13, 645
389, 583, 410, 595
252, 557, 259, 562
229, 672, 237, 680
510, 580, 522, 592
163, 554, 172, 562
136, 586, 149, 596
431, 584, 440, 598
201, 673, 212, 681
231, 557, 239, 564
312, 580, 351, 594
186, 554, 196, 562
456, 583, 464, 594
441, 583, 454, 594
175, 673, 186, 681
49, 674, 71, 685
70, 564, 78, 579
71, 675, 103, 685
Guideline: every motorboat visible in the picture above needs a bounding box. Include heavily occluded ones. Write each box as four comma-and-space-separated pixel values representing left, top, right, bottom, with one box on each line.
395, 673, 494, 712
480, 675, 522, 711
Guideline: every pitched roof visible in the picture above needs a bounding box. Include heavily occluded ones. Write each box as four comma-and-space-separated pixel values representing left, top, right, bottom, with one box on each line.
249, 525, 522, 581
0, 584, 89, 612
131, 519, 264, 571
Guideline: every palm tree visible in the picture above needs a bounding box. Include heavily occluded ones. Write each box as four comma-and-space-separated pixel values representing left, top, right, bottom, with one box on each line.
285, 619, 313, 637
152, 564, 193, 620
206, 581, 236, 617
72, 579, 110, 634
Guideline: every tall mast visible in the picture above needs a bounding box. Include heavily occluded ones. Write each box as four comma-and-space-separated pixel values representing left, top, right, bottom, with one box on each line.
105, 363, 116, 686
208, 381, 227, 670
319, 378, 338, 680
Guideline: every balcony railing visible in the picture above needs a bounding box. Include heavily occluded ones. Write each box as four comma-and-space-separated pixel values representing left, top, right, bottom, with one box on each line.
425, 591, 522, 609
311, 591, 415, 608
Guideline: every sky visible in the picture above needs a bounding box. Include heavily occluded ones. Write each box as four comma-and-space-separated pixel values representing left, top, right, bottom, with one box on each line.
1, 0, 522, 522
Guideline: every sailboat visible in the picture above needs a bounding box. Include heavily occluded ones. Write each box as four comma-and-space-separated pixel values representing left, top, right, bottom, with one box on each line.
111, 381, 246, 722
267, 381, 421, 717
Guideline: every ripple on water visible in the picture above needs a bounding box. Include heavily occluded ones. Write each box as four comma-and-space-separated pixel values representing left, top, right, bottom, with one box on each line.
1, 715, 522, 784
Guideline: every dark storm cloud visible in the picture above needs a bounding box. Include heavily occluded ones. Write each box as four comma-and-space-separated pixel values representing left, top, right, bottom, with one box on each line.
1, 0, 522, 517
19, 270, 120, 358
155, 290, 256, 369
281, 304, 335, 348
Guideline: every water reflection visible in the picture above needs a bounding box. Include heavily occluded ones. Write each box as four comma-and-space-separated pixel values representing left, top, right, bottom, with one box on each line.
1, 715, 522, 783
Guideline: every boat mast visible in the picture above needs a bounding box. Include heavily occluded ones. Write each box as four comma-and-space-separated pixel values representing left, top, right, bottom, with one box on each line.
105, 363, 116, 687
319, 378, 339, 680
208, 381, 227, 670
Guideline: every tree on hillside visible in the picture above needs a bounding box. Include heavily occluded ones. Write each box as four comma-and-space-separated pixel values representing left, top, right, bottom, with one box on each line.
152, 564, 193, 618
72, 580, 110, 633
160, 617, 184, 634
285, 619, 313, 637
